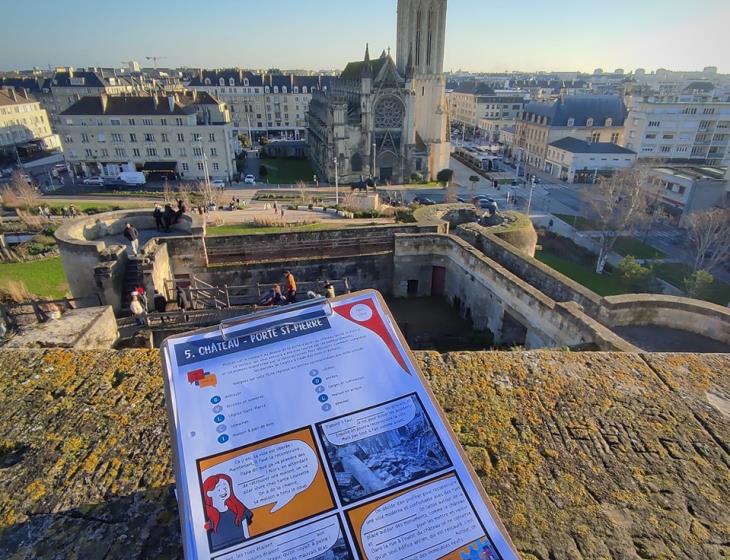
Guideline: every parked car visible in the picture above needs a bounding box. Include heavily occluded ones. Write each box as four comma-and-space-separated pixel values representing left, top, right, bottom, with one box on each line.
412, 196, 436, 206
82, 176, 104, 186
212, 179, 226, 188
244, 174, 256, 184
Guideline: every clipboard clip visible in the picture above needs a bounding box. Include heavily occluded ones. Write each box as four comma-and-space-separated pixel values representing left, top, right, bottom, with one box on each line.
218, 297, 334, 341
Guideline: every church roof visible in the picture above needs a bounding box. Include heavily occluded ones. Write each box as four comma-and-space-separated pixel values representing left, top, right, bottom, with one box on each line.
340, 57, 390, 80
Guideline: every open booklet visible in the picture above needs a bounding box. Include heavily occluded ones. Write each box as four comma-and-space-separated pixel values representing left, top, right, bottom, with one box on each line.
161, 290, 519, 560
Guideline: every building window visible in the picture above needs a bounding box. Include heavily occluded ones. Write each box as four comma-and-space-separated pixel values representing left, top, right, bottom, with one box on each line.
160, 118, 167, 125
129, 119, 135, 125
193, 133, 202, 141
193, 147, 203, 156
210, 148, 217, 156
567, 118, 574, 127
219, 78, 225, 86
660, 146, 671, 153
100, 148, 109, 157
81, 133, 89, 143
144, 133, 155, 142
605, 118, 613, 126
110, 118, 121, 126
164, 147, 172, 157
147, 147, 157, 156
64, 135, 73, 143
212, 162, 220, 171
610, 133, 620, 144
161, 133, 169, 142
645, 133, 656, 139
179, 147, 187, 156
197, 162, 204, 171
703, 107, 715, 115
586, 118, 594, 128
662, 134, 674, 140
133, 148, 141, 157
177, 133, 184, 142
648, 121, 660, 127
142, 119, 153, 126
115, 148, 126, 157
209, 133, 215, 142
175, 118, 184, 125
229, 77, 235, 86
85, 148, 93, 157
591, 132, 600, 143
129, 133, 137, 142
181, 162, 189, 171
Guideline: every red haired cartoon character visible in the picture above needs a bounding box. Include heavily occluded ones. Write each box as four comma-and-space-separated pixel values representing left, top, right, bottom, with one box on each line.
202, 474, 253, 550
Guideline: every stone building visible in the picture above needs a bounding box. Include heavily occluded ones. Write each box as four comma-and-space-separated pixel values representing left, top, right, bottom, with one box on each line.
0, 86, 59, 152
188, 70, 333, 141
512, 95, 627, 170
307, 0, 451, 184
57, 92, 239, 181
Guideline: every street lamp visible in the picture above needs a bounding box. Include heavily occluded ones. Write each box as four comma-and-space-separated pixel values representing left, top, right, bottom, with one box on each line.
526, 175, 536, 216
333, 156, 339, 206
372, 141, 376, 179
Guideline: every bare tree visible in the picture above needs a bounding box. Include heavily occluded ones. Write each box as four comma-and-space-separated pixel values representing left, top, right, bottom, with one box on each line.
192, 180, 222, 208
583, 165, 653, 274
686, 208, 730, 272
3, 172, 40, 210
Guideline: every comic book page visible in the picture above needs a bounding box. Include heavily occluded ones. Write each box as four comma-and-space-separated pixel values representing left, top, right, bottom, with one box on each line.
161, 290, 519, 560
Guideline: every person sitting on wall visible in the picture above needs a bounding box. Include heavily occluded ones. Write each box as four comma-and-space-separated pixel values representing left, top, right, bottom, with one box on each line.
153, 204, 164, 231
163, 204, 175, 232
272, 284, 286, 306
257, 287, 276, 307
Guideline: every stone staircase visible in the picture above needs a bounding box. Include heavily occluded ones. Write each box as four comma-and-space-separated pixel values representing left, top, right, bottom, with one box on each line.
121, 258, 144, 312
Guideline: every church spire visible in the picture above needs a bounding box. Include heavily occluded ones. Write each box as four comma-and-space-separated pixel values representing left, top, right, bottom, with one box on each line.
406, 46, 415, 79
362, 43, 372, 77
364, 43, 370, 63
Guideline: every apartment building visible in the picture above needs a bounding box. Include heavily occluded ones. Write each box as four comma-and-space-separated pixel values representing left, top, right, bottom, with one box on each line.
447, 82, 527, 140
57, 92, 239, 181
512, 95, 627, 170
0, 86, 59, 152
646, 165, 728, 226
188, 69, 333, 141
623, 93, 730, 166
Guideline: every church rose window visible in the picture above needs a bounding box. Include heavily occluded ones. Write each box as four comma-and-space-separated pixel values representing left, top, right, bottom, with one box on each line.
374, 97, 404, 129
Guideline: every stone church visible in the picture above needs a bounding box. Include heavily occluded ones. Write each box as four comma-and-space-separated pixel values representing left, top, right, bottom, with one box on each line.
307, 0, 451, 184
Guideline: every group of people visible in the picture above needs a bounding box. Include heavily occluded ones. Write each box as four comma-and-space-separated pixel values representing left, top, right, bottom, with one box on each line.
129, 286, 167, 326
152, 200, 187, 232
257, 271, 335, 307
262, 202, 286, 219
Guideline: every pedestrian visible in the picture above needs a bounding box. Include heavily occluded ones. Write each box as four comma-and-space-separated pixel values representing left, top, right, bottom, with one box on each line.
283, 271, 297, 303
175, 199, 186, 223
273, 202, 277, 213
280, 207, 285, 219
153, 203, 164, 231
272, 284, 286, 305
136, 286, 148, 310
130, 293, 147, 326
153, 290, 167, 313
163, 204, 174, 232
324, 281, 335, 299
493, 179, 498, 189
123, 222, 140, 256
176, 285, 190, 311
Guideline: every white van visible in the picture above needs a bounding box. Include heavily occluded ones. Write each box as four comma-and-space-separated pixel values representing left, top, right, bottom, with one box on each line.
118, 171, 146, 186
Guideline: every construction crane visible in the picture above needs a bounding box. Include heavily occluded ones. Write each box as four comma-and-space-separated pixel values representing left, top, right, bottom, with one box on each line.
145, 56, 168, 69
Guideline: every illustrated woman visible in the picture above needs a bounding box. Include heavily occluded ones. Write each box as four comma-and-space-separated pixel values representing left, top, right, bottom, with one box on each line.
202, 474, 253, 550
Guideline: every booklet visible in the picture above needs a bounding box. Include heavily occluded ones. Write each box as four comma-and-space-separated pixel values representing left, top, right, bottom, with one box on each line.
161, 290, 519, 560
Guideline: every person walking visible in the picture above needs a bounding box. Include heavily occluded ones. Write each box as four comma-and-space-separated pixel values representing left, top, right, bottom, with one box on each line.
123, 222, 140, 257
153, 290, 167, 313
176, 285, 190, 311
153, 204, 164, 231
283, 271, 297, 303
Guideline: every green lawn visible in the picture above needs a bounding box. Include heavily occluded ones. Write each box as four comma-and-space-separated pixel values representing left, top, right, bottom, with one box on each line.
0, 257, 68, 299
613, 237, 666, 259
654, 262, 730, 306
535, 251, 627, 296
553, 213, 597, 231
207, 222, 337, 236
259, 159, 315, 184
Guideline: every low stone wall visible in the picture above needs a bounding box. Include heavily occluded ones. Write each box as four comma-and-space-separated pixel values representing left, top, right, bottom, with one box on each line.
5, 306, 117, 348
394, 233, 634, 351
600, 294, 730, 345
457, 223, 603, 317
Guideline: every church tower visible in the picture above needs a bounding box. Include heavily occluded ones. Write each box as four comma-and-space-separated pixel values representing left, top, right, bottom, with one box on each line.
396, 0, 450, 179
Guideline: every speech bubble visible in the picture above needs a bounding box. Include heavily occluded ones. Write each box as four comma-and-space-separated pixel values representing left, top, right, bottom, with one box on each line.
218, 517, 341, 560
202, 440, 318, 514
321, 396, 417, 446
359, 477, 484, 560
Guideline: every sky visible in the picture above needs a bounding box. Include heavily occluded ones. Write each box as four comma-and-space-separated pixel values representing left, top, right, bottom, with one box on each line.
2, 0, 729, 74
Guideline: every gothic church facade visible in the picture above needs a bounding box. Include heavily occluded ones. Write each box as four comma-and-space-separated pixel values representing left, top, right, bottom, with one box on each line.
307, 0, 450, 184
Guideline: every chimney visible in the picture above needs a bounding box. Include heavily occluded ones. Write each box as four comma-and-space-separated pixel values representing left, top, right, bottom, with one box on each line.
153, 94, 159, 109
100, 92, 108, 113
168, 94, 175, 113
69, 67, 74, 78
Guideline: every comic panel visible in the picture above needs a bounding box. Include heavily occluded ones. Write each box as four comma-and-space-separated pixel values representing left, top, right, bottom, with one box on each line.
346, 473, 502, 560
316, 393, 452, 505
197, 427, 336, 553
216, 514, 354, 560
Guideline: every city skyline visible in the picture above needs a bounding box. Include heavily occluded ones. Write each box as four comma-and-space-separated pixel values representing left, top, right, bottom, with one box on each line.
2, 0, 729, 74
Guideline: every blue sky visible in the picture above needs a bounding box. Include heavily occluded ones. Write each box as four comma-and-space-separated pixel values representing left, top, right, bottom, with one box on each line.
2, 0, 728, 73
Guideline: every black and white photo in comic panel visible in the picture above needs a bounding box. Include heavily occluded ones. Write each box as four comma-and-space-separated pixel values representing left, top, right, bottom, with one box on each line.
316, 393, 452, 505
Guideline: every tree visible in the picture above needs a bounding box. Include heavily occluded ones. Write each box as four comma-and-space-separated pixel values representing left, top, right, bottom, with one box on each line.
193, 180, 221, 207
469, 175, 480, 197
583, 165, 653, 274
259, 165, 269, 179
686, 208, 730, 273
684, 270, 715, 300
437, 168, 457, 203
238, 134, 252, 149
2, 171, 40, 210
616, 256, 653, 292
